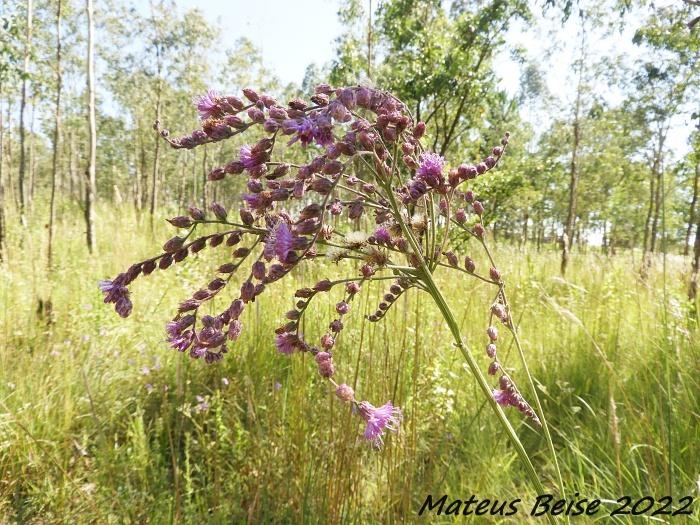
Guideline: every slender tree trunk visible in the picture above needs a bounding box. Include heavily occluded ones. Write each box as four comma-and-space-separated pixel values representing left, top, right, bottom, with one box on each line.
562, 13, 586, 276
28, 97, 36, 208
85, 0, 97, 253
48, 0, 63, 269
0, 82, 6, 261
18, 0, 33, 219
685, 159, 699, 256
689, 204, 700, 310
149, 93, 162, 219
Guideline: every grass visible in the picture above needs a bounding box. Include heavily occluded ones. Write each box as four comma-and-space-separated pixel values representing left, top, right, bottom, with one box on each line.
0, 202, 698, 524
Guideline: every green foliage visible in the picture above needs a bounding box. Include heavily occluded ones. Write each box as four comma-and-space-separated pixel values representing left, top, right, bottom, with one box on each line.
0, 204, 698, 523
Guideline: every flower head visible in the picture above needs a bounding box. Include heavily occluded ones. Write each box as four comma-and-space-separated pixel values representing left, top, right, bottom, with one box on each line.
193, 90, 220, 120
275, 332, 300, 355
264, 221, 295, 262
416, 152, 446, 188
99, 280, 132, 318
357, 401, 402, 446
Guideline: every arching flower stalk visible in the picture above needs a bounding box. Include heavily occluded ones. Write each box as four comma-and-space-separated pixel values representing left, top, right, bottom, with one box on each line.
99, 84, 557, 504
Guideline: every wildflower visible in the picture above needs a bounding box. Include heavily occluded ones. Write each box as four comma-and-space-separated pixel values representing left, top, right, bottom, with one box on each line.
357, 400, 402, 446
336, 301, 350, 315
416, 152, 445, 188
264, 221, 295, 262
275, 332, 300, 354
98, 280, 133, 318
193, 89, 220, 120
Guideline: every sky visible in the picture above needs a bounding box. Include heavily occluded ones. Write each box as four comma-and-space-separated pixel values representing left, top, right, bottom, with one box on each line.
177, 0, 344, 86
173, 0, 691, 157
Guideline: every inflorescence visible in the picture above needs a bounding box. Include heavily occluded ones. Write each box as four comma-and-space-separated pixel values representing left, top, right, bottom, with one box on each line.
100, 84, 540, 446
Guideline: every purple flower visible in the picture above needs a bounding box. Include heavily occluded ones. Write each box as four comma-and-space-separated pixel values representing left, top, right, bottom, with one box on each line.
275, 332, 300, 355
193, 89, 220, 120
264, 221, 295, 262
357, 401, 402, 446
169, 329, 194, 352
99, 280, 133, 318
493, 389, 515, 407
373, 226, 392, 244
416, 152, 446, 188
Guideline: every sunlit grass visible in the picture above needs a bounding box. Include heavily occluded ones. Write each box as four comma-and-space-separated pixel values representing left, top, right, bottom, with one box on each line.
0, 203, 698, 523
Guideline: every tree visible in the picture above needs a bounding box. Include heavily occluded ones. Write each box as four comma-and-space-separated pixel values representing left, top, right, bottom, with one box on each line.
85, 0, 96, 252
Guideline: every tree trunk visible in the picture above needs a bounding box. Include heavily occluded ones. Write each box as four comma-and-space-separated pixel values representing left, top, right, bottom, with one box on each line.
48, 0, 63, 269
0, 82, 5, 262
562, 13, 586, 276
18, 0, 33, 219
85, 0, 97, 253
689, 211, 700, 312
685, 159, 698, 256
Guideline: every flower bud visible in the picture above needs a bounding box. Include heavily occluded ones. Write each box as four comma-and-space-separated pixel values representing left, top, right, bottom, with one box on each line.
163, 236, 185, 253
336, 301, 350, 315
188, 205, 205, 220
210, 202, 228, 221
486, 343, 497, 359
240, 209, 255, 226
167, 216, 193, 228
489, 267, 501, 282
473, 201, 484, 216
413, 121, 426, 139
464, 256, 476, 273
487, 326, 498, 341
473, 224, 485, 238
314, 279, 333, 292
488, 362, 500, 375
320, 333, 335, 350
335, 384, 355, 402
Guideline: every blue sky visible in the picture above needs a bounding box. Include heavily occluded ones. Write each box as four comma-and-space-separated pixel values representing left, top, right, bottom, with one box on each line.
178, 0, 344, 85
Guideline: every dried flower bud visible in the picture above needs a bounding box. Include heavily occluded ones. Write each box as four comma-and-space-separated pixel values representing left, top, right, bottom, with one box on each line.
252, 261, 266, 280
208, 278, 226, 291
473, 201, 484, 216
210, 202, 228, 221
209, 234, 224, 247
489, 267, 501, 282
444, 251, 458, 267
314, 279, 333, 292
455, 209, 467, 223
488, 362, 500, 375
335, 383, 355, 401
218, 263, 236, 273
336, 301, 350, 315
295, 288, 314, 298
487, 326, 499, 341
473, 224, 485, 238
413, 121, 426, 139
167, 216, 193, 228
464, 190, 475, 203
188, 205, 205, 220
320, 333, 335, 350
464, 256, 476, 273
486, 343, 497, 359
240, 281, 255, 302
159, 254, 173, 269
240, 209, 255, 226
142, 260, 157, 275
242, 87, 259, 103
163, 236, 185, 253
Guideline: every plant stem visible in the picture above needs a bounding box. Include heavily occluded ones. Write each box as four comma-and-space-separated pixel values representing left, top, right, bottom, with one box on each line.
383, 183, 558, 525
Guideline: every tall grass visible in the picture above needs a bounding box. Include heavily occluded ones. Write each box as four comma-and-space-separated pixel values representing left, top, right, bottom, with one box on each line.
0, 202, 698, 523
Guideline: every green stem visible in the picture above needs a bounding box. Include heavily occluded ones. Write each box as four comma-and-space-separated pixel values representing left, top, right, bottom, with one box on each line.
382, 184, 557, 525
